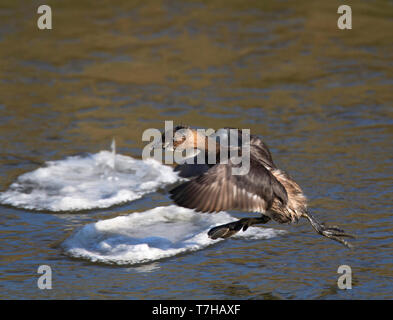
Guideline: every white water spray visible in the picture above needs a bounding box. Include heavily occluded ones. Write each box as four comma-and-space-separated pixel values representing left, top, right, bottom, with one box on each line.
0, 141, 180, 211
111, 137, 116, 170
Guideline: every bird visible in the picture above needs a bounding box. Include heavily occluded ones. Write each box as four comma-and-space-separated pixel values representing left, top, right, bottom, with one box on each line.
160, 125, 355, 248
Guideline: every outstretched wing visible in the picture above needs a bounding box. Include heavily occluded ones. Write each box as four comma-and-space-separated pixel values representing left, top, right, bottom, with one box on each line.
218, 128, 276, 168
249, 134, 275, 168
170, 152, 288, 213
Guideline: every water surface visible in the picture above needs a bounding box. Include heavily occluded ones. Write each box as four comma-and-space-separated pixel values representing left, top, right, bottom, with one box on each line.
0, 0, 392, 299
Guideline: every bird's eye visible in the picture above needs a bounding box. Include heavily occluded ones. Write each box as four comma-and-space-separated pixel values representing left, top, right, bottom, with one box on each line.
174, 136, 183, 142
174, 133, 185, 142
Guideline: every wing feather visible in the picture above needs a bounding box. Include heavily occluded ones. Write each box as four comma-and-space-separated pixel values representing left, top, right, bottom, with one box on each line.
170, 147, 288, 213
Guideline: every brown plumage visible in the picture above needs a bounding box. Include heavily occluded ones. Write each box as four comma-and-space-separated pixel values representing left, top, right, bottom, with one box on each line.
162, 126, 354, 248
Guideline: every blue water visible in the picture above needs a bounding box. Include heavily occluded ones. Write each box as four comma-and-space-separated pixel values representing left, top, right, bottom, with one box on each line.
0, 0, 392, 299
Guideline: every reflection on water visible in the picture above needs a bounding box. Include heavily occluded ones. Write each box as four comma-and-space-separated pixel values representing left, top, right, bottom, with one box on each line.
0, 0, 392, 299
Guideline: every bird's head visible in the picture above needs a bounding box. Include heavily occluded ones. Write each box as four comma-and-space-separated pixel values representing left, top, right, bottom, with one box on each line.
162, 125, 220, 152
161, 125, 198, 151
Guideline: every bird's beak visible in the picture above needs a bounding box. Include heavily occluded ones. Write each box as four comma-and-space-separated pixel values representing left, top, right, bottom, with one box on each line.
150, 140, 175, 152
163, 142, 174, 152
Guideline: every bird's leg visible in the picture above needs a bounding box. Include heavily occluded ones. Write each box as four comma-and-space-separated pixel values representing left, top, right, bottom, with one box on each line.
302, 211, 355, 249
208, 216, 271, 240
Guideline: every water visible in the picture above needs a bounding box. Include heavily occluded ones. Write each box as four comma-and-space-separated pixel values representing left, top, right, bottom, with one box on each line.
0, 0, 392, 299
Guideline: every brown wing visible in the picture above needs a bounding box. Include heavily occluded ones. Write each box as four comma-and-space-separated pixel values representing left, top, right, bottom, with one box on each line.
249, 134, 276, 168
170, 153, 288, 213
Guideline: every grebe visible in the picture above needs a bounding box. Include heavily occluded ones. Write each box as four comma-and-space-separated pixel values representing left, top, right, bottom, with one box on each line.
162, 125, 355, 248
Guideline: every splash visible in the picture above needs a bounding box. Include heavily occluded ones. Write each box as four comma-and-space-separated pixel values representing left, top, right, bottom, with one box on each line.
0, 142, 179, 211
110, 137, 116, 171
62, 205, 286, 265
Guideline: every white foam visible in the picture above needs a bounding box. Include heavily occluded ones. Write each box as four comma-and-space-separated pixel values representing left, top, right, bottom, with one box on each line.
62, 205, 286, 265
0, 150, 179, 211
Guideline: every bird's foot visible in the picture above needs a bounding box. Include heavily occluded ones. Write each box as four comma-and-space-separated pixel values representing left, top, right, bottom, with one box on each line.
208, 220, 247, 240
316, 222, 356, 249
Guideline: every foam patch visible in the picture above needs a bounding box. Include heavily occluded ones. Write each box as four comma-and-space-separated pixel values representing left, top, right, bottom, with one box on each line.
0, 149, 179, 211
63, 205, 286, 265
